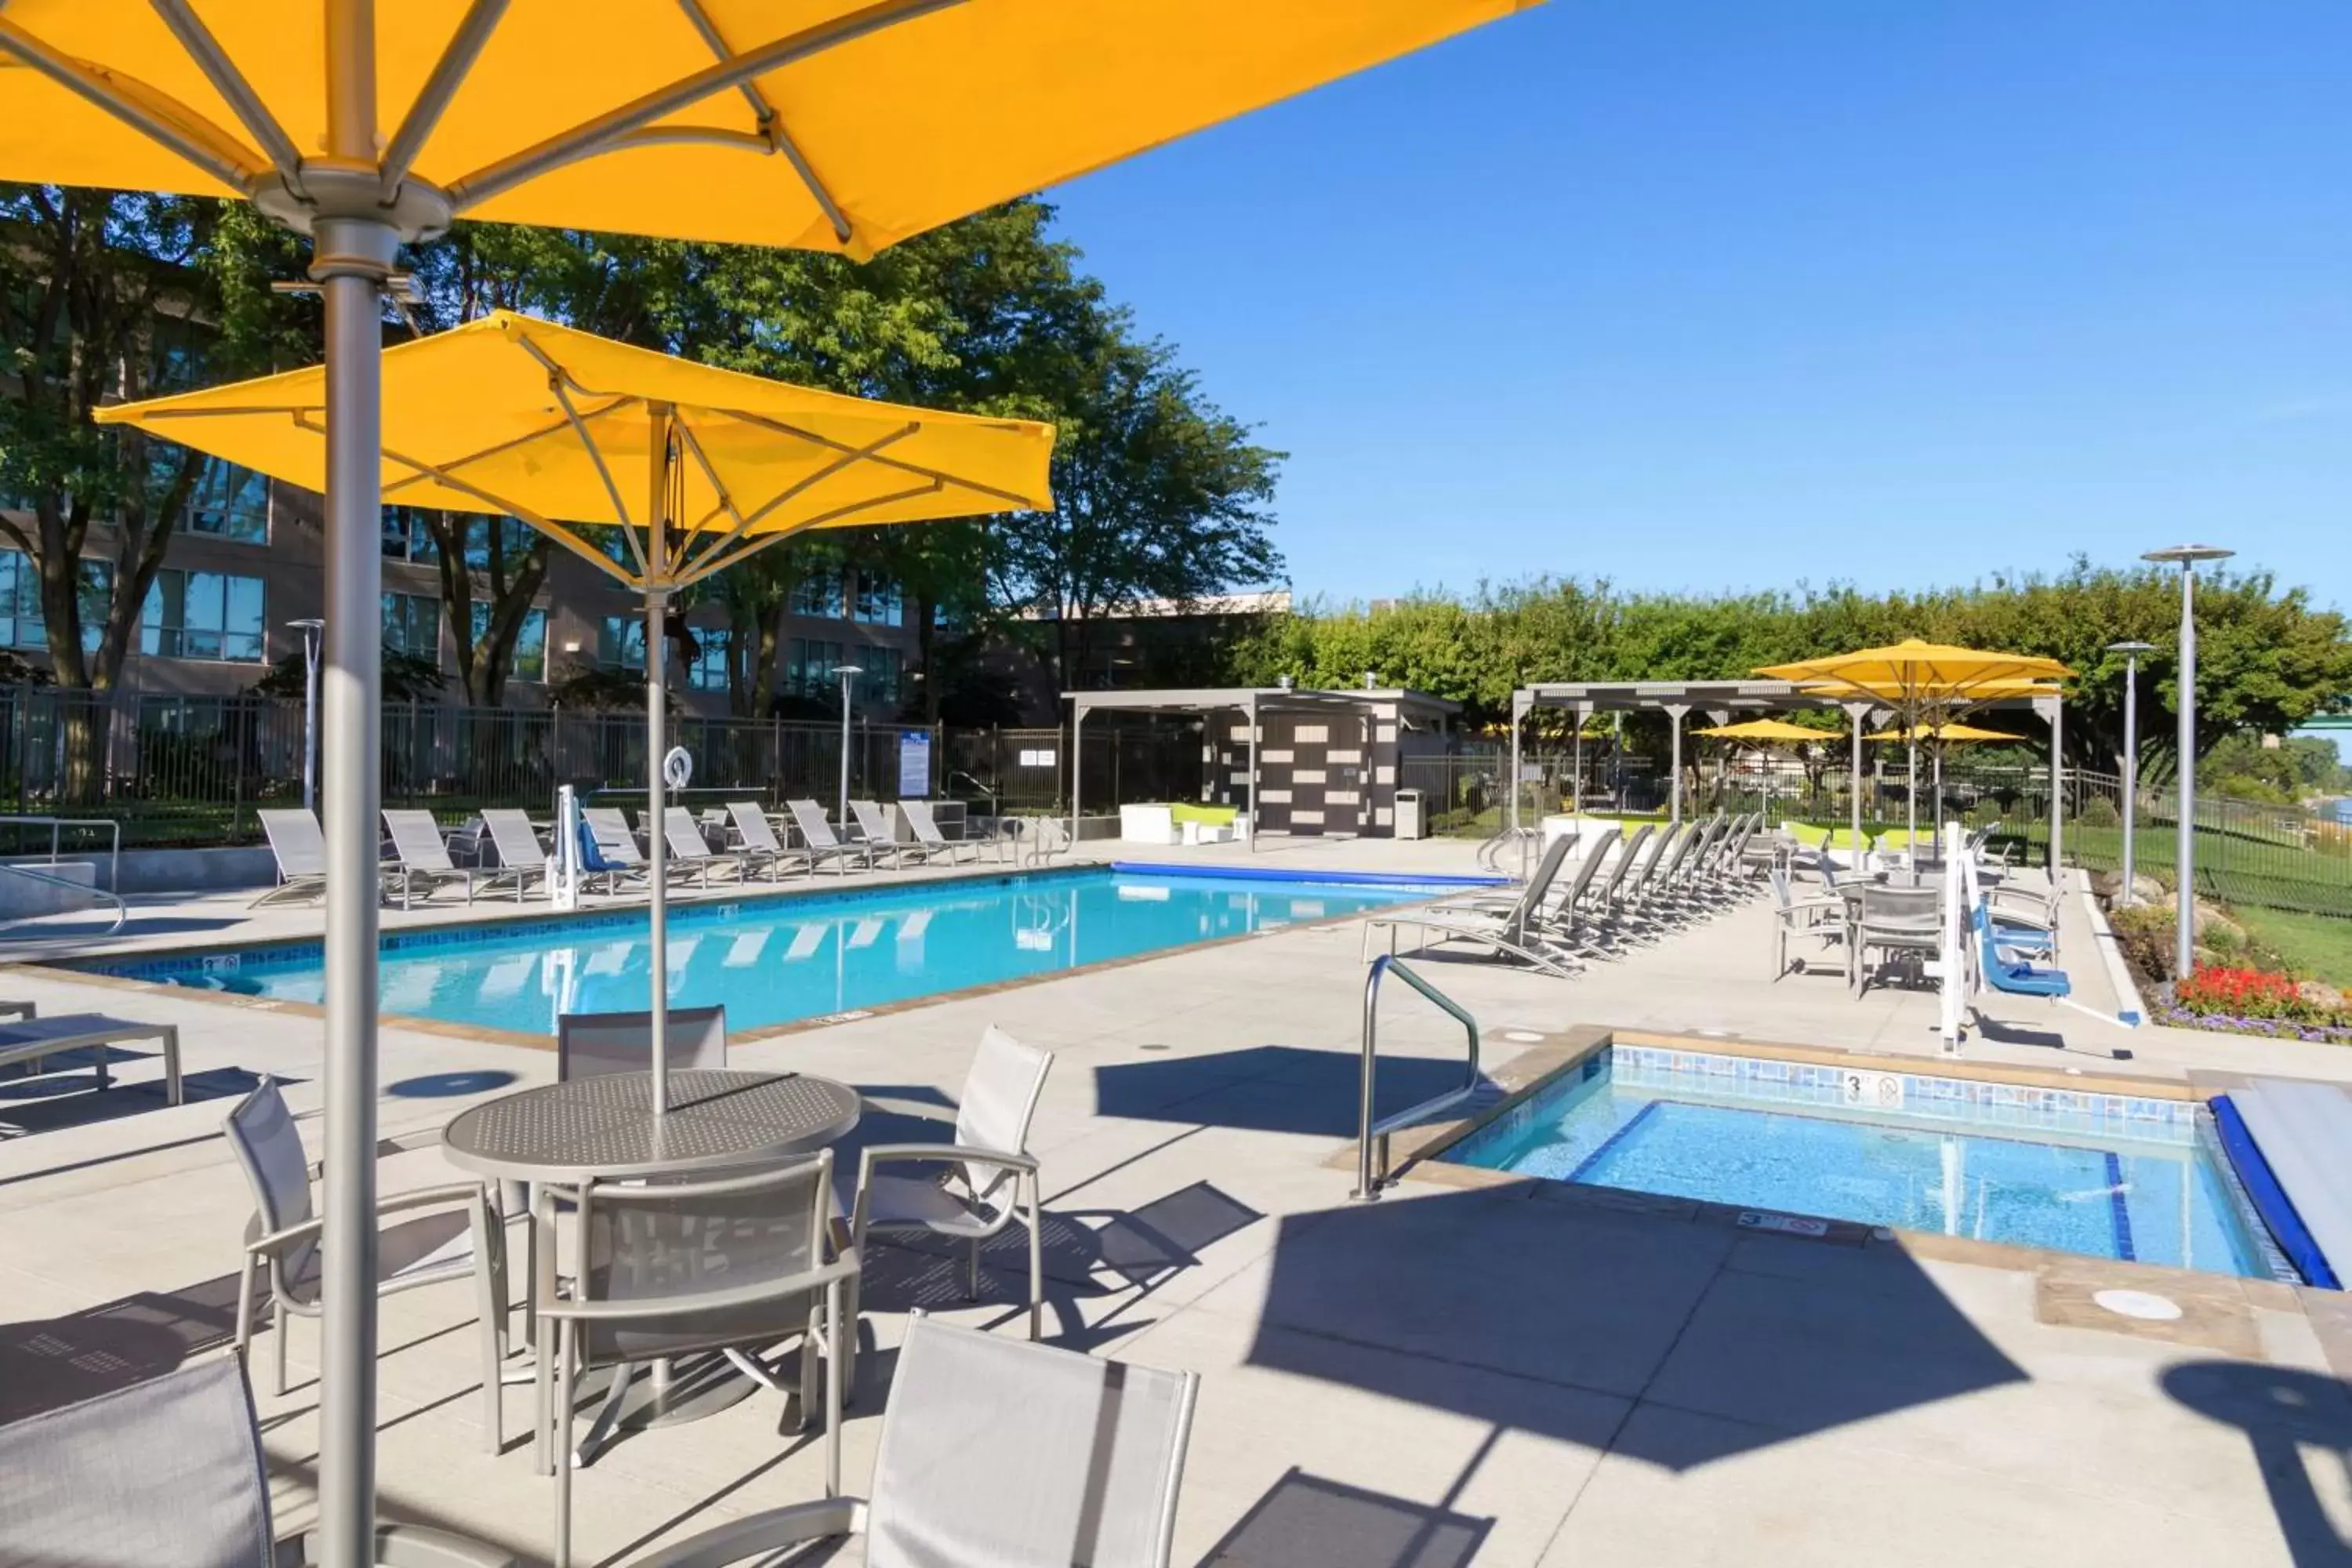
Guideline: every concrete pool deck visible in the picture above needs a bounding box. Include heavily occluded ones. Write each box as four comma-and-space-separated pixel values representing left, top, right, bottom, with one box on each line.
3, 833, 2350, 1566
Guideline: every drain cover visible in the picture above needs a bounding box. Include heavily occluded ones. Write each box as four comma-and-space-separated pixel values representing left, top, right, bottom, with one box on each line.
1502, 1030, 1546, 1044
2093, 1289, 2183, 1322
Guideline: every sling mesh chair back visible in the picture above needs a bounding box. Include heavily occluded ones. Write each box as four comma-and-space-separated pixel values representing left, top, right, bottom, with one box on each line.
637, 1312, 1199, 1568
540, 1153, 855, 1567
555, 1004, 729, 1080
0, 1349, 518, 1568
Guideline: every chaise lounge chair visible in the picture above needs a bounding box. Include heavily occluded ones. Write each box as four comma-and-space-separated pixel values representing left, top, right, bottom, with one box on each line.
787, 798, 875, 875
255, 807, 328, 906
1362, 831, 1584, 976
382, 808, 496, 908
725, 800, 814, 880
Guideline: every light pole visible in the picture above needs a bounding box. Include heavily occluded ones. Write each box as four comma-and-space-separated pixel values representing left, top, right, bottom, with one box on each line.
2142, 545, 2234, 982
835, 665, 865, 830
289, 619, 325, 815
2106, 640, 2154, 906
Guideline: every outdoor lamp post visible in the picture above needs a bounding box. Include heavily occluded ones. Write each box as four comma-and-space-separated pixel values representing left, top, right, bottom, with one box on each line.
289, 619, 325, 815
836, 666, 865, 830
2106, 640, 2155, 907
2141, 546, 2234, 982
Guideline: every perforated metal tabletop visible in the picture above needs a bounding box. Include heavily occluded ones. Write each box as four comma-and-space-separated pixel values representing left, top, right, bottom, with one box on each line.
441, 1069, 861, 1181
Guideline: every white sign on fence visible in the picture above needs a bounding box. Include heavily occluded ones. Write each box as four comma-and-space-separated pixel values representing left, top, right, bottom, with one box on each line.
898, 731, 931, 798
1018, 748, 1057, 768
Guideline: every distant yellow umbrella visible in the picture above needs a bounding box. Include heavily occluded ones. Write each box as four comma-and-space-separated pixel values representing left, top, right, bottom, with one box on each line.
1759, 641, 2073, 865
0, 5, 1544, 1551
1695, 716, 1835, 822
1865, 722, 2025, 745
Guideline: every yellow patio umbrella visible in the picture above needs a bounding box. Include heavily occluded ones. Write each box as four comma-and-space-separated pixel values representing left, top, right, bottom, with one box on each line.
1, 5, 1541, 1552
1866, 722, 2027, 851
1693, 716, 1834, 824
99, 307, 1053, 1100
1758, 641, 2073, 868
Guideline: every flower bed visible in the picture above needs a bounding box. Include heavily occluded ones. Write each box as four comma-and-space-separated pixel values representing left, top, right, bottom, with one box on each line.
2151, 1007, 2352, 1045
2155, 964, 2352, 1045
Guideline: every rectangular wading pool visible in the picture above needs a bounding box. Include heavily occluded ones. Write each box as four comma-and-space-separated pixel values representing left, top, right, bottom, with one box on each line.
1444, 1044, 2297, 1283
72, 866, 1488, 1038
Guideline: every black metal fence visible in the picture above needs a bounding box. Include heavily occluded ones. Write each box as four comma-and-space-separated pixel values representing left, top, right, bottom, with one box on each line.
0, 688, 1191, 848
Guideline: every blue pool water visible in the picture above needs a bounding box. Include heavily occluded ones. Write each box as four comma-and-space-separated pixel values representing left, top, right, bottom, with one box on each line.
92, 867, 1469, 1037
1447, 1046, 2287, 1281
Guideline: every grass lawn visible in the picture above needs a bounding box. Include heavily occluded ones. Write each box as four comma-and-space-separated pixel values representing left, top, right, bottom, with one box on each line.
2230, 906, 2352, 989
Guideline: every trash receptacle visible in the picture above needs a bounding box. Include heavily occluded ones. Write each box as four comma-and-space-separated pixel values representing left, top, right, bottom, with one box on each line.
1393, 788, 1428, 840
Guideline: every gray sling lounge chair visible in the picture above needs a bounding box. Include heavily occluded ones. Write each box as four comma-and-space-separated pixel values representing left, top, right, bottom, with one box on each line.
637, 1312, 1198, 1568
902, 798, 992, 863
662, 804, 751, 884
0, 1012, 181, 1104
1362, 830, 1584, 976
787, 797, 875, 874
0, 1348, 516, 1567
850, 798, 933, 866
256, 807, 328, 906
481, 808, 552, 901
383, 808, 494, 907
724, 800, 812, 879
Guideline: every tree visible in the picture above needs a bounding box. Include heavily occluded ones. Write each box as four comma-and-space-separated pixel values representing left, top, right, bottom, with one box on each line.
993, 321, 1283, 693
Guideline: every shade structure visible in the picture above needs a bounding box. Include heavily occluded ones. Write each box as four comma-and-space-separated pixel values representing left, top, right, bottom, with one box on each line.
0, 5, 1544, 1559
1757, 641, 2073, 869
99, 307, 1053, 1115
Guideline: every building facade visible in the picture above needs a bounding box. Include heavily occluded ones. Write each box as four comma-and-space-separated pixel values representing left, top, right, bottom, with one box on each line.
2, 465, 924, 717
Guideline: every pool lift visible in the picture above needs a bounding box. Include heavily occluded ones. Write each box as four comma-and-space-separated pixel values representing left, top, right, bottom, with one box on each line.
1944, 848, 2139, 1054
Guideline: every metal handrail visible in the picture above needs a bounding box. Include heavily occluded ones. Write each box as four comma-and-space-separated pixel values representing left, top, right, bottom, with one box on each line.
0, 814, 129, 938
1354, 955, 1482, 1201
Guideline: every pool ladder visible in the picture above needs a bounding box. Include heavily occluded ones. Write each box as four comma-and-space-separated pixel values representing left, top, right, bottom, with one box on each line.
1353, 954, 1483, 1201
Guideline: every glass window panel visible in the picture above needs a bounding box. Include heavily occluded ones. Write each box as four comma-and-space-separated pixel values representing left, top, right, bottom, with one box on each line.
851, 576, 902, 627
470, 603, 548, 682
599, 615, 645, 671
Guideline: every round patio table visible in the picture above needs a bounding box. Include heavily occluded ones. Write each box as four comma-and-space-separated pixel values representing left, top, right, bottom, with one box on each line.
443, 1068, 862, 1461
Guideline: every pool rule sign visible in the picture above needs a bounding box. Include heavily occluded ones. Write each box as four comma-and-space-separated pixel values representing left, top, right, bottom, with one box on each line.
899, 731, 932, 797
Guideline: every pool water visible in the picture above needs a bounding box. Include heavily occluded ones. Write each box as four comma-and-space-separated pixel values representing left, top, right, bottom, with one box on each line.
1446, 1047, 2286, 1281
97, 867, 1465, 1037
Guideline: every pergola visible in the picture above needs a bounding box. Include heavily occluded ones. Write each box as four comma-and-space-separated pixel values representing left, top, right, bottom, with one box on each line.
1509, 679, 2058, 858
1067, 686, 1451, 851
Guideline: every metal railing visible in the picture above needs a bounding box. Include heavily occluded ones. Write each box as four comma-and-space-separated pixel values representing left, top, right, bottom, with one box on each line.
1355, 954, 1483, 1201
0, 813, 127, 936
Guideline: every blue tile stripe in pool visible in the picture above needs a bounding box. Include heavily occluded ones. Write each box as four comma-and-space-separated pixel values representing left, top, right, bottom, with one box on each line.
2103, 1150, 2136, 1262
1566, 1098, 1661, 1184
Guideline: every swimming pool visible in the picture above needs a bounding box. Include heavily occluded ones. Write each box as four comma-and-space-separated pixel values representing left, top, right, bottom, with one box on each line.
1444, 1044, 2292, 1282
86, 865, 1480, 1037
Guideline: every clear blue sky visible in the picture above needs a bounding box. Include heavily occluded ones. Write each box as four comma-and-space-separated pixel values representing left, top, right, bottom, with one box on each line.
1044, 1, 2350, 623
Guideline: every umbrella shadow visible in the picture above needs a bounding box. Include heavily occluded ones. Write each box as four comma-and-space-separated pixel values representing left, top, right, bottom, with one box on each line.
1196, 1466, 1490, 1568
2162, 1361, 2352, 1566
1094, 1046, 1501, 1140
0, 1269, 253, 1423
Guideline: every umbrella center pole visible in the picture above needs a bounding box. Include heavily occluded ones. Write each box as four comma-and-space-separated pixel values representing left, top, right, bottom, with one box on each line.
645, 406, 674, 1116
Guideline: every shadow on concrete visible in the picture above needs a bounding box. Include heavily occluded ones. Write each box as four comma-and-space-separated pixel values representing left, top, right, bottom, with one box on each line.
387, 1069, 519, 1098
0, 1269, 252, 1423
0, 1062, 260, 1137
1196, 1467, 1490, 1568
1244, 1182, 2029, 1466
2163, 1361, 2352, 1566
1094, 1046, 1497, 1139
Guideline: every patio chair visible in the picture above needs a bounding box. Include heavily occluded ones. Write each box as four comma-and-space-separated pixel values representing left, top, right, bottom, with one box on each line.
846, 1026, 1053, 1392
787, 797, 875, 874
256, 807, 328, 906
0, 1348, 517, 1568
223, 1077, 509, 1451
541, 1154, 857, 1568
1361, 831, 1583, 977
1770, 865, 1847, 980
849, 798, 933, 866
637, 1312, 1198, 1568
903, 797, 993, 864
662, 804, 752, 886
1853, 882, 1943, 996
724, 800, 814, 880
383, 808, 495, 908
1577, 822, 1654, 944
0, 1012, 182, 1104
481, 808, 553, 901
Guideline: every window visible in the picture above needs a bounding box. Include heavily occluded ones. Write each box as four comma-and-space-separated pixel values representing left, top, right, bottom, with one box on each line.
851, 575, 902, 627
382, 592, 440, 663
144, 569, 265, 662
790, 570, 844, 619
857, 646, 903, 706
383, 506, 441, 564
685, 629, 730, 693
177, 453, 270, 543
460, 516, 539, 571
0, 552, 110, 652
786, 637, 844, 700
598, 615, 646, 672
470, 603, 547, 684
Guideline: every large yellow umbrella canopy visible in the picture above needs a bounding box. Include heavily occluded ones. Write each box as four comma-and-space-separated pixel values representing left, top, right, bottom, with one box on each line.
1866, 722, 2026, 744
1695, 717, 1831, 742
0, 2, 1536, 254
1757, 638, 2071, 698
94, 310, 1056, 586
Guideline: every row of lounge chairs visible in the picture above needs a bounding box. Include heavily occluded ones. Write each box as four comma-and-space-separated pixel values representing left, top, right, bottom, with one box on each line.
1367, 811, 1771, 975
256, 797, 1044, 909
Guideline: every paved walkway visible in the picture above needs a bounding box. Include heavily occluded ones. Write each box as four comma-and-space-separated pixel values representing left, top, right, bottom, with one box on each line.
2, 834, 2347, 1566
